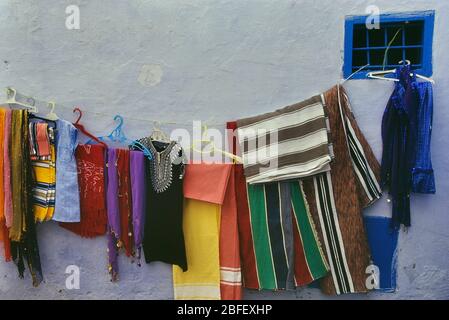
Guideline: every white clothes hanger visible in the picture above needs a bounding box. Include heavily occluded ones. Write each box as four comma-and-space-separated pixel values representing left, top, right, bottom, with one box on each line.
45, 101, 59, 120
367, 60, 435, 84
2, 87, 39, 112
150, 121, 171, 143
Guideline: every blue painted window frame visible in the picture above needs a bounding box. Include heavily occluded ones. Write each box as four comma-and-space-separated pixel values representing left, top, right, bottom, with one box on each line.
343, 10, 434, 79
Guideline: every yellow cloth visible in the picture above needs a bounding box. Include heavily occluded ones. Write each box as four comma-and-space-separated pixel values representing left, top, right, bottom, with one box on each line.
173, 198, 221, 300
32, 144, 56, 222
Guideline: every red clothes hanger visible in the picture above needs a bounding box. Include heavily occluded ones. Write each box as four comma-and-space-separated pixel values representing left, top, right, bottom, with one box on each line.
72, 107, 108, 148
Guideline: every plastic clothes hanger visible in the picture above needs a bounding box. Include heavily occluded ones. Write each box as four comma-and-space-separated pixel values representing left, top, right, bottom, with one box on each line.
189, 125, 243, 164
2, 87, 39, 113
150, 121, 170, 143
87, 115, 153, 159
72, 107, 107, 148
367, 60, 435, 84
45, 101, 59, 120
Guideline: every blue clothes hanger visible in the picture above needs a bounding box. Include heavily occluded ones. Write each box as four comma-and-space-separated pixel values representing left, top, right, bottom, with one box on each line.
87, 115, 153, 160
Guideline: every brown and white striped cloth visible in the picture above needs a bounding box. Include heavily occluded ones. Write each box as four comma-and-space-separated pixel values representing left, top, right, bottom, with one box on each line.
236, 95, 332, 184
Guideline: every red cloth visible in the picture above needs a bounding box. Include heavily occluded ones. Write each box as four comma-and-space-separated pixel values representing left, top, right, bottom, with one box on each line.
117, 149, 133, 257
60, 144, 107, 237
227, 121, 260, 290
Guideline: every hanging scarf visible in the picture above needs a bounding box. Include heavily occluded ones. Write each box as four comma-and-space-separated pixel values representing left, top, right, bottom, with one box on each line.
3, 109, 13, 228
0, 109, 11, 262
117, 149, 133, 257
10, 110, 26, 241
0, 221, 11, 261
60, 144, 107, 237
106, 148, 120, 281
0, 109, 5, 222
9, 110, 43, 286
300, 86, 381, 295
130, 151, 146, 265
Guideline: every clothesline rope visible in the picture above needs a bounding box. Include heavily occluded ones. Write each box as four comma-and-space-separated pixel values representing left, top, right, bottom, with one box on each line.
3, 88, 226, 127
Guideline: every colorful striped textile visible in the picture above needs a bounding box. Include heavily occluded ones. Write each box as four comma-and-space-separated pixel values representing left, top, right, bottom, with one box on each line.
301, 85, 382, 295
29, 121, 56, 222
312, 171, 354, 294
364, 216, 399, 292
246, 181, 328, 290
235, 95, 332, 184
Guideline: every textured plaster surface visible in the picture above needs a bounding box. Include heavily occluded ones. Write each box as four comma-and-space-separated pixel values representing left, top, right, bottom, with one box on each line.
0, 0, 448, 300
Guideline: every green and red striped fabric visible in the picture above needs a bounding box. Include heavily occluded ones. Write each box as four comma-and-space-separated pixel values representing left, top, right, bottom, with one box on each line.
235, 166, 328, 290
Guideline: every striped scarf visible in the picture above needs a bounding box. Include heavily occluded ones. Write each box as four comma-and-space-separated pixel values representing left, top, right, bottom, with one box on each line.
301, 85, 382, 295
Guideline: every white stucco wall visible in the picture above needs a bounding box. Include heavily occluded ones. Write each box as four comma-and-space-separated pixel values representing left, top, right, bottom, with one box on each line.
0, 0, 448, 299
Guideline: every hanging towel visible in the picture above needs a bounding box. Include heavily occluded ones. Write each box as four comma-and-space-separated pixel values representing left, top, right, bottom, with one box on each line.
53, 119, 81, 222
235, 95, 332, 184
244, 180, 328, 290
301, 85, 381, 295
117, 148, 133, 257
219, 165, 243, 300
60, 144, 107, 238
174, 163, 242, 300
130, 151, 146, 265
9, 110, 43, 287
364, 216, 399, 292
227, 121, 328, 291
3, 109, 13, 228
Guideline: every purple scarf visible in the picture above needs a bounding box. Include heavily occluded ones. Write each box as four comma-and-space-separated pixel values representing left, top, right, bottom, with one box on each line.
130, 151, 146, 266
107, 148, 120, 281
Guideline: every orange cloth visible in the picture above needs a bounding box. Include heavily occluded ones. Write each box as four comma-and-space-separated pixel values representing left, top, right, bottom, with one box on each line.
219, 165, 242, 300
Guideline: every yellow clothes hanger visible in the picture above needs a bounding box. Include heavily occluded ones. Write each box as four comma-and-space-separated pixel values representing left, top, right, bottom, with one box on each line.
189, 125, 242, 164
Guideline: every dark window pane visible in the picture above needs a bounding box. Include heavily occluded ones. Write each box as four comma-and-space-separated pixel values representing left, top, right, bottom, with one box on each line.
353, 27, 367, 48
352, 50, 367, 66
386, 27, 403, 46
368, 65, 384, 71
405, 22, 423, 45
368, 28, 385, 47
369, 49, 386, 66
405, 47, 422, 64
387, 48, 403, 65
